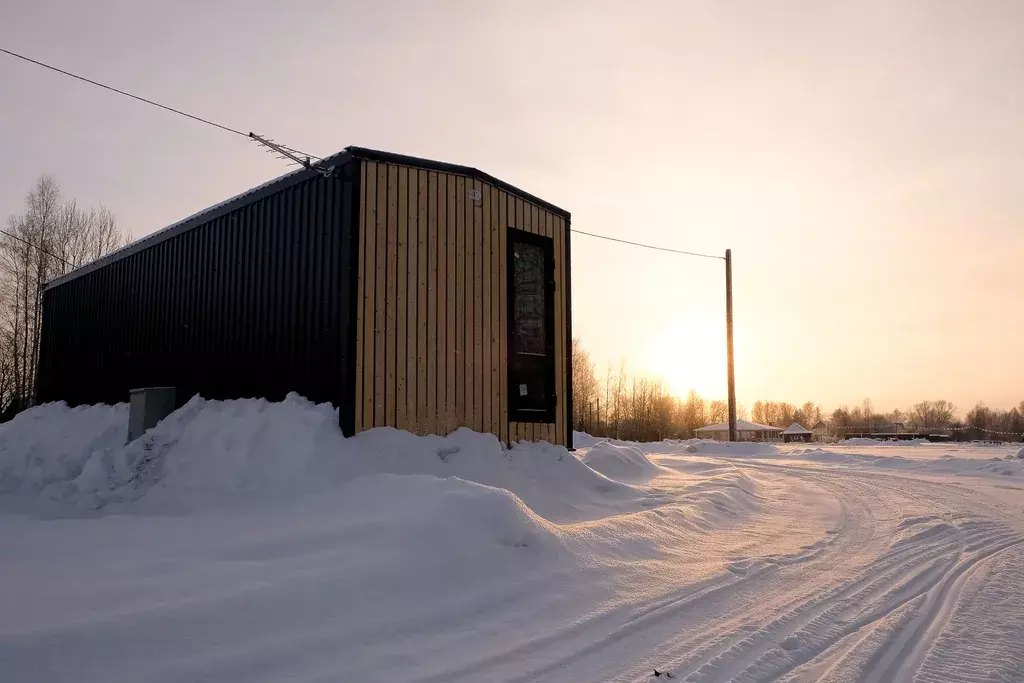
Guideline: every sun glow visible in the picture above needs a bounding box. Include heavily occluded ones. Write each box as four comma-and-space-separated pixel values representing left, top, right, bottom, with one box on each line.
642, 317, 728, 400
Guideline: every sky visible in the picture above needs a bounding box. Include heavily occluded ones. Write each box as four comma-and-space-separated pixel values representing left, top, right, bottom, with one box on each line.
2, 0, 1023, 414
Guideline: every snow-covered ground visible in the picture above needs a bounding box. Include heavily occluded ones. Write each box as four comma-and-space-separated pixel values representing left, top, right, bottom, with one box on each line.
2, 401, 1023, 682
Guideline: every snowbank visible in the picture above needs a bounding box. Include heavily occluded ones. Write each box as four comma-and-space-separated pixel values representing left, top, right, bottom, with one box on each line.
683, 440, 779, 456
328, 473, 561, 554
79, 393, 350, 511
581, 441, 667, 483
346, 427, 640, 522
572, 430, 604, 448
795, 448, 1024, 478
0, 402, 128, 496
841, 437, 928, 446
2, 394, 643, 522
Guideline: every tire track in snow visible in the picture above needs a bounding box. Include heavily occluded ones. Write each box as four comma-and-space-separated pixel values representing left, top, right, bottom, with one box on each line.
911, 544, 1024, 683
408, 456, 1021, 683
865, 536, 1024, 683
603, 463, 888, 682
629, 461, 1024, 683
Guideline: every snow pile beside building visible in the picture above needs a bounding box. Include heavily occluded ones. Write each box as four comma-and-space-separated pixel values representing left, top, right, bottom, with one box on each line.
347, 427, 640, 522
572, 430, 604, 448
81, 393, 351, 512
323, 473, 562, 556
1, 394, 644, 522
0, 401, 128, 496
581, 441, 667, 483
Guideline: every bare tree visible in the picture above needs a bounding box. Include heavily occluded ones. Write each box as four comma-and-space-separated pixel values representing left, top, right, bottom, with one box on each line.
679, 389, 708, 436
614, 358, 627, 439
708, 400, 728, 424
604, 362, 614, 437
571, 338, 601, 431
909, 400, 957, 429
0, 176, 128, 416
801, 401, 822, 427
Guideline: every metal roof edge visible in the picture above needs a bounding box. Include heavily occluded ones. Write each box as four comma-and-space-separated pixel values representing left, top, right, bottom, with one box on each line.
45, 150, 355, 290
45, 145, 570, 291
345, 146, 571, 220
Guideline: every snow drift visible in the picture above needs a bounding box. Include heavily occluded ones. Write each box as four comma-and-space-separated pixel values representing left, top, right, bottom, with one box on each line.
683, 440, 779, 456
581, 441, 667, 483
0, 395, 645, 522
0, 401, 128, 496
840, 437, 929, 446
794, 447, 1024, 478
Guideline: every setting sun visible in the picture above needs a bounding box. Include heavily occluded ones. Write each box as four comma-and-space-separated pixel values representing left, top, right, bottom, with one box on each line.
642, 317, 728, 400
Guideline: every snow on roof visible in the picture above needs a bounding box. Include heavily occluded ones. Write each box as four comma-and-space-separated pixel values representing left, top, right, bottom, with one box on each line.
694, 420, 782, 433
782, 422, 812, 434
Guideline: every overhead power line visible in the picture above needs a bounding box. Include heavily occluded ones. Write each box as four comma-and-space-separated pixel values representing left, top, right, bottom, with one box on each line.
0, 228, 73, 268
0, 46, 321, 161
570, 228, 724, 260
2, 47, 723, 260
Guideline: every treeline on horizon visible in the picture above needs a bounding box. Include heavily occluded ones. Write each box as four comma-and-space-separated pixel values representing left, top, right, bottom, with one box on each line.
571, 339, 1024, 443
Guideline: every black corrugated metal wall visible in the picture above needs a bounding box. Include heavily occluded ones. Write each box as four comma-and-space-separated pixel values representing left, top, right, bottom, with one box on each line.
37, 158, 361, 433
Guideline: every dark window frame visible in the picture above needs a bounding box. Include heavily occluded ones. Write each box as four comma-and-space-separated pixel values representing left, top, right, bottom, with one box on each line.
506, 227, 556, 423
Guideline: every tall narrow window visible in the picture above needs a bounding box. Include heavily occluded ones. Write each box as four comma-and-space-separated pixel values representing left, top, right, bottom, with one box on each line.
507, 228, 555, 422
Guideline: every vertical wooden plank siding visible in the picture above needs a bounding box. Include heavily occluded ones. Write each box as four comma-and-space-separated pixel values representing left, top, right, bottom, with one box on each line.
426, 172, 439, 435
436, 175, 448, 434
373, 164, 387, 427
405, 172, 419, 432
489, 187, 500, 440
552, 212, 563, 445
417, 171, 429, 432
361, 163, 378, 430
463, 178, 475, 430
395, 166, 409, 430
482, 185, 493, 437
445, 176, 457, 434
352, 162, 567, 444
454, 176, 466, 428
559, 215, 568, 444
498, 191, 509, 444
472, 179, 484, 433
385, 165, 399, 427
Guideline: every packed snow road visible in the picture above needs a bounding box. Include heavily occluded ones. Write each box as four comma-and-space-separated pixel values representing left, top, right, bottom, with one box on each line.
1, 399, 1023, 683
599, 456, 1024, 683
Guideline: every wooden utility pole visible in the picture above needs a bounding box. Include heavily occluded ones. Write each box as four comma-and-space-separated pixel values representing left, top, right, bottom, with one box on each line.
726, 249, 737, 442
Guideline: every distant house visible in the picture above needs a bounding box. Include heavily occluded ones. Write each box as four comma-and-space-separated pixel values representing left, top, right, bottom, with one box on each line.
811, 420, 833, 442
782, 423, 812, 443
694, 420, 783, 442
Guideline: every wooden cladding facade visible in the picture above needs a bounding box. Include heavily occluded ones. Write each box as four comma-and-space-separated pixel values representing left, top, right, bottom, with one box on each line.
353, 159, 571, 445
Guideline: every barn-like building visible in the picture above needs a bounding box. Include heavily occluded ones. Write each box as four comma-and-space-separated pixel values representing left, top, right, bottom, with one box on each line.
38, 147, 573, 446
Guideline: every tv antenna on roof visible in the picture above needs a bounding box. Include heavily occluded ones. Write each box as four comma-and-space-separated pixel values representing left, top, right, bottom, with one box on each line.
249, 133, 335, 178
